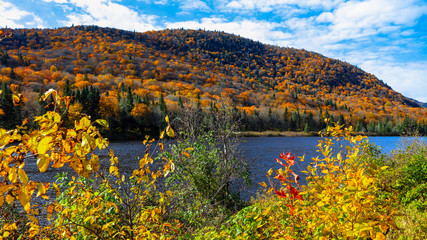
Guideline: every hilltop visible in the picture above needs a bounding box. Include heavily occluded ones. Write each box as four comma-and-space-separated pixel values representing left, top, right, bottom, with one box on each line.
0, 26, 426, 137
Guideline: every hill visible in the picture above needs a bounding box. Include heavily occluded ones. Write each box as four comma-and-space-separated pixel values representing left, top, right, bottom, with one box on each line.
0, 26, 426, 137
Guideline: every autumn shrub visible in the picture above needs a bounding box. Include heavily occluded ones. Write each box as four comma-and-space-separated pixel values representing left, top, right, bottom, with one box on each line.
197, 124, 398, 239
0, 89, 180, 239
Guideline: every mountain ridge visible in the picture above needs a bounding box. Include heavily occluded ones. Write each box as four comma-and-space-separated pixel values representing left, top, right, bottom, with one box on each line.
0, 25, 426, 135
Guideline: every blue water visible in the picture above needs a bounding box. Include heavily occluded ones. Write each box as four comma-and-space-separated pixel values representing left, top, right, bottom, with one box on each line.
23, 136, 426, 200
236, 136, 426, 199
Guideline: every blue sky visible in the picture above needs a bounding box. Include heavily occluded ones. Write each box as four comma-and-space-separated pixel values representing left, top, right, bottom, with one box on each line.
1, 0, 427, 102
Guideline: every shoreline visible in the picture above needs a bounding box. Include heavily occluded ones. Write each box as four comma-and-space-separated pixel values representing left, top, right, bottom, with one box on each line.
236, 131, 315, 137
235, 131, 420, 137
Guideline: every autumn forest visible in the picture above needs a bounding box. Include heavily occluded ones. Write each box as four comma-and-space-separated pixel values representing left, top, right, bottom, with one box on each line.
0, 25, 426, 137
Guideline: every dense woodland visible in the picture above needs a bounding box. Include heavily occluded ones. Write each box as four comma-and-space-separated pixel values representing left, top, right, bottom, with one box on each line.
0, 26, 426, 138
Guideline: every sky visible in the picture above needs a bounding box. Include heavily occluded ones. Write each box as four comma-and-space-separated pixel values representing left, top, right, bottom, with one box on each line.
1, 0, 427, 102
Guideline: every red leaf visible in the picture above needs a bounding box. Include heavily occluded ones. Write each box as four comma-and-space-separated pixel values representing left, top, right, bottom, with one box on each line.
275, 158, 287, 167
287, 185, 303, 201
278, 152, 295, 166
276, 174, 288, 182
285, 204, 295, 215
274, 189, 287, 198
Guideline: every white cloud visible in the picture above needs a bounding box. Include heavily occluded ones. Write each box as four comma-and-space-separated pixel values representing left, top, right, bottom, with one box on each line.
44, 0, 160, 32
0, 0, 44, 28
179, 0, 211, 12
316, 0, 427, 42
166, 17, 293, 46
222, 0, 344, 12
137, 0, 169, 4
362, 61, 427, 102
42, 0, 68, 3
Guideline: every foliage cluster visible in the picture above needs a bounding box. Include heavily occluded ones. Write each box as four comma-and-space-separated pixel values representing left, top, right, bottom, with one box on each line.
0, 90, 179, 239
198, 124, 399, 239
1, 26, 426, 137
1, 90, 426, 240
364, 137, 427, 239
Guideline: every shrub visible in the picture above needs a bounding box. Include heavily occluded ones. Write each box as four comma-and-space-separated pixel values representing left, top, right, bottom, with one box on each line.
370, 137, 427, 239
198, 124, 399, 239
0, 89, 180, 239
161, 130, 249, 232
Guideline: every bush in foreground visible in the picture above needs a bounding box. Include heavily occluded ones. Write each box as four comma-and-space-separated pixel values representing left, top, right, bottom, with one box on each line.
197, 124, 399, 239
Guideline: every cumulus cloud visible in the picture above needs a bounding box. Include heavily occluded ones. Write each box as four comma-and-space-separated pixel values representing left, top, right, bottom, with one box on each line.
166, 17, 293, 46
42, 0, 68, 3
0, 0, 44, 28
362, 61, 427, 102
42, 0, 160, 32
179, 0, 211, 12
221, 0, 344, 12
137, 0, 169, 4
316, 0, 427, 42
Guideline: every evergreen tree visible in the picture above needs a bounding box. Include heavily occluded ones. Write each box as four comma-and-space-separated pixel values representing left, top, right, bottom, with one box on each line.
63, 79, 72, 96
159, 94, 167, 113
304, 122, 311, 133
0, 83, 20, 129
338, 114, 345, 126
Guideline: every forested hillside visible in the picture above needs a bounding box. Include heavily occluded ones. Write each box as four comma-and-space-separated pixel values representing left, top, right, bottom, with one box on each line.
0, 26, 426, 137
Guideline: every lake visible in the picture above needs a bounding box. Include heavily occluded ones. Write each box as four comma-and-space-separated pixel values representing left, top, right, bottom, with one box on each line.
23, 136, 426, 200
236, 136, 426, 199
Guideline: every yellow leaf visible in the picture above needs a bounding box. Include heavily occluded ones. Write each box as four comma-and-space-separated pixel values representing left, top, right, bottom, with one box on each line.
91, 155, 99, 172
18, 168, 28, 185
267, 168, 273, 176
375, 232, 386, 240
75, 116, 91, 130
258, 182, 267, 188
166, 124, 174, 137
27, 214, 39, 224
109, 166, 119, 176
0, 194, 4, 207
159, 130, 165, 139
185, 147, 194, 151
182, 151, 190, 157
52, 182, 61, 198
37, 155, 49, 172
5, 194, 14, 204
380, 166, 388, 171
37, 182, 46, 197
95, 119, 109, 129
379, 224, 388, 233
8, 167, 17, 183
38, 136, 52, 155
159, 142, 164, 151
165, 115, 170, 123
18, 189, 31, 213
13, 95, 21, 105
40, 88, 56, 101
